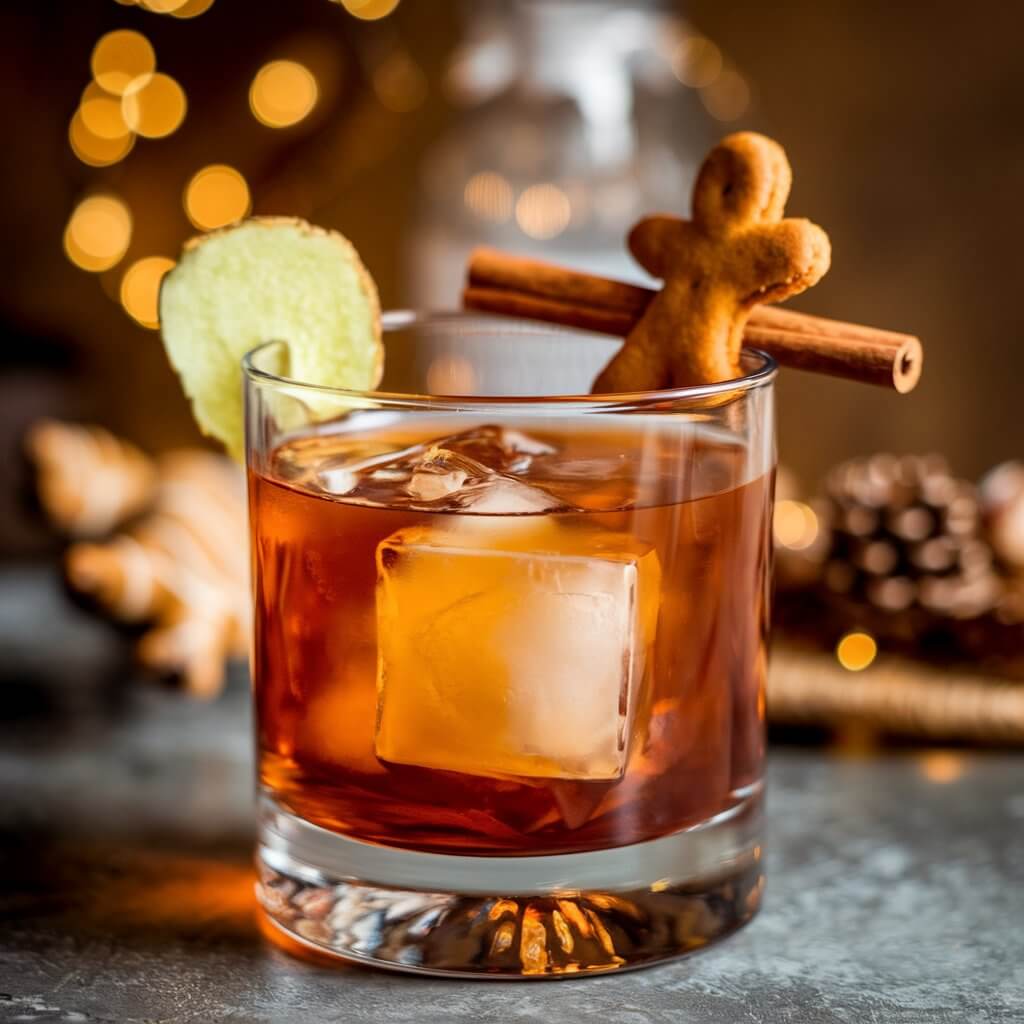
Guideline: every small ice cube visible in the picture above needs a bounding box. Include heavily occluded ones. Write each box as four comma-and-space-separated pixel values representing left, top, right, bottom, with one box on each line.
316, 425, 564, 511
404, 445, 563, 510
317, 442, 424, 496
440, 425, 556, 474
462, 477, 563, 515
500, 428, 557, 457
374, 524, 661, 781
406, 446, 482, 502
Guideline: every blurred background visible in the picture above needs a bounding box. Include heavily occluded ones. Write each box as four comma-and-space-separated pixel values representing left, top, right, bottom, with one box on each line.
2, 6, 1022, 1002
5, 0, 1024, 557
3, 0, 1024, 717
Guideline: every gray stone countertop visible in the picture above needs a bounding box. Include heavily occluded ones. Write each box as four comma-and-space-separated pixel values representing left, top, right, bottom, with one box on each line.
1, 675, 1022, 1024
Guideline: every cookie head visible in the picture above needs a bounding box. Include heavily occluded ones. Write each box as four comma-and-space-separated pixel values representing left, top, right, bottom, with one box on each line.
692, 132, 793, 233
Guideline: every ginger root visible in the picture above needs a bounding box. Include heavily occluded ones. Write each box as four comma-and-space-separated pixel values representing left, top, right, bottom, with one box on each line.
26, 420, 157, 538
28, 421, 248, 698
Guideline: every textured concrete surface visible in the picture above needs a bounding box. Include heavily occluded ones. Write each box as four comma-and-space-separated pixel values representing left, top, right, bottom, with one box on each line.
1, 677, 1022, 1023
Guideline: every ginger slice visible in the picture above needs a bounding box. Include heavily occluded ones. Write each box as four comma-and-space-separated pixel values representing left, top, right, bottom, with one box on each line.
159, 217, 382, 460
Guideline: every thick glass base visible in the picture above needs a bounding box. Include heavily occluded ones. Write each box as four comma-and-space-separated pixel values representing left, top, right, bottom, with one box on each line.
256, 789, 764, 978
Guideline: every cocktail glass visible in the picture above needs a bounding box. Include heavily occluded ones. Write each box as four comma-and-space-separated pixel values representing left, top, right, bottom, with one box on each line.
245, 311, 775, 977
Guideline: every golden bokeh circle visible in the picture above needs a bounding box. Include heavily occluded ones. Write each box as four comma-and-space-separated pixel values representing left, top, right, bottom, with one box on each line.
184, 164, 251, 230
79, 82, 131, 141
122, 72, 188, 138
91, 30, 156, 97
250, 60, 319, 128
171, 0, 217, 17
463, 172, 513, 223
672, 36, 722, 89
340, 0, 400, 21
515, 183, 572, 240
919, 752, 964, 785
700, 69, 751, 122
69, 110, 135, 167
120, 256, 176, 329
835, 632, 878, 672
773, 499, 819, 550
64, 195, 133, 273
141, 0, 190, 12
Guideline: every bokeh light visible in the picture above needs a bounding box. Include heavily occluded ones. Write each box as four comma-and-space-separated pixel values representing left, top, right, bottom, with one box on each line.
184, 164, 251, 229
338, 0, 401, 21
426, 354, 477, 395
672, 36, 722, 88
835, 632, 878, 672
79, 82, 131, 140
373, 51, 427, 112
515, 184, 572, 240
463, 172, 513, 223
141, 0, 191, 12
701, 69, 751, 122
919, 752, 964, 785
91, 30, 156, 96
171, 0, 217, 17
122, 72, 187, 138
120, 256, 175, 329
250, 60, 319, 128
69, 110, 135, 167
774, 500, 820, 550
63, 195, 133, 273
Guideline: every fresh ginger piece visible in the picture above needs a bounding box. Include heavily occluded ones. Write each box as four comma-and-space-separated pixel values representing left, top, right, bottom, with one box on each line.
159, 217, 382, 460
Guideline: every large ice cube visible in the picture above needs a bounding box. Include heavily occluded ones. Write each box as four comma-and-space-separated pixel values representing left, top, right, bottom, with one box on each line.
374, 523, 660, 781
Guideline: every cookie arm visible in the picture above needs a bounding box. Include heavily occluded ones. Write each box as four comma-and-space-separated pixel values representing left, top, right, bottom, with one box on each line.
627, 216, 684, 279
739, 219, 831, 306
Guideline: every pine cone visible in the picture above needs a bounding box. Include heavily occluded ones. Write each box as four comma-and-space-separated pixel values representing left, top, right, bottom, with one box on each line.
978, 461, 1024, 573
819, 454, 1002, 639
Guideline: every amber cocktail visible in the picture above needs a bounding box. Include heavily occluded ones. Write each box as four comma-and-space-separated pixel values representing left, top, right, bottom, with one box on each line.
246, 313, 775, 977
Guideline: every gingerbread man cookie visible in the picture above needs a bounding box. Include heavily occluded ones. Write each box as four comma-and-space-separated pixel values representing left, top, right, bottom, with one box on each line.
593, 132, 831, 391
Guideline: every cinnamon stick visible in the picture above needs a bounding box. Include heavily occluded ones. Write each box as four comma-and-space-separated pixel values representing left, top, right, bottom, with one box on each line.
464, 247, 923, 393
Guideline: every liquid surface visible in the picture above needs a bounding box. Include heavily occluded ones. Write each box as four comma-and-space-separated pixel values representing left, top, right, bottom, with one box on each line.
252, 419, 771, 855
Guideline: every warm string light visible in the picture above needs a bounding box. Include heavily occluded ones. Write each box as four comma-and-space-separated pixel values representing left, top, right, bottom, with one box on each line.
668, 30, 750, 123
672, 36, 722, 88
73, 27, 190, 168
336, 0, 401, 21
515, 183, 572, 240
141, 0, 192, 12
79, 82, 131, 140
701, 70, 751, 123
171, 0, 216, 17
64, 195, 133, 273
91, 30, 156, 95
116, 0, 217, 13
425, 354, 477, 395
250, 60, 319, 128
69, 110, 135, 167
463, 172, 513, 223
122, 72, 187, 138
120, 256, 176, 329
184, 164, 251, 229
919, 752, 964, 785
835, 632, 878, 672
774, 500, 820, 550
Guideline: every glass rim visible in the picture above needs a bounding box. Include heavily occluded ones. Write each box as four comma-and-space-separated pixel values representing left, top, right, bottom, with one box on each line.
241, 309, 778, 412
